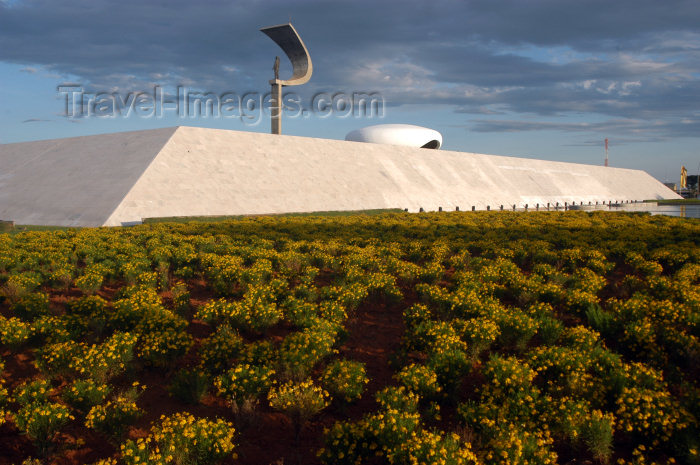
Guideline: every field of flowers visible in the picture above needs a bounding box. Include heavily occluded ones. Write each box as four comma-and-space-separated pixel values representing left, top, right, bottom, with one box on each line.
0, 211, 698, 465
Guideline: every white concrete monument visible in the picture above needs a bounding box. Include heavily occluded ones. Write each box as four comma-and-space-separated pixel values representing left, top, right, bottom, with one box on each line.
0, 126, 680, 227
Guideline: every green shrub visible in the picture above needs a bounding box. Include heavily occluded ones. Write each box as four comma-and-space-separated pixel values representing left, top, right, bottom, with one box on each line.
169, 369, 210, 405
388, 430, 479, 465
0, 315, 31, 348
35, 341, 86, 378
395, 363, 442, 400
85, 389, 144, 441
137, 327, 193, 368
427, 344, 470, 397
240, 340, 277, 367
321, 359, 368, 403
586, 303, 617, 339
75, 272, 104, 295
170, 281, 190, 317
199, 324, 244, 374
452, 317, 500, 359
283, 296, 319, 328
1, 273, 41, 304
70, 332, 137, 383
13, 379, 52, 406
11, 292, 50, 321
215, 363, 275, 409
13, 402, 74, 455
537, 315, 564, 345
495, 308, 539, 351
278, 323, 337, 380
268, 379, 329, 440
583, 410, 614, 464
62, 378, 112, 413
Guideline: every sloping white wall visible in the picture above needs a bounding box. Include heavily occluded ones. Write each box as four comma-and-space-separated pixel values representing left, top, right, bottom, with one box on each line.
0, 128, 177, 226
103, 126, 679, 226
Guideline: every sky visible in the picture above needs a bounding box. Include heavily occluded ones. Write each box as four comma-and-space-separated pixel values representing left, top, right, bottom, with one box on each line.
1, 0, 699, 182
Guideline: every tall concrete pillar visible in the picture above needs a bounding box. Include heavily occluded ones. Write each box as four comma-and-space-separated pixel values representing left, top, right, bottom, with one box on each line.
270, 82, 282, 135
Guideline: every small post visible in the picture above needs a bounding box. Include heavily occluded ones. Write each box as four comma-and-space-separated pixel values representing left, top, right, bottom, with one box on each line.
500, 205, 503, 211
455, 206, 460, 211
419, 207, 424, 212
438, 206, 443, 212
536, 203, 539, 210
472, 206, 475, 211
487, 205, 491, 211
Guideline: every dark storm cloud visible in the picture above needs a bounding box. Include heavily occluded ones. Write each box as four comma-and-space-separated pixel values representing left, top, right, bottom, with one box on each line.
1, 0, 699, 139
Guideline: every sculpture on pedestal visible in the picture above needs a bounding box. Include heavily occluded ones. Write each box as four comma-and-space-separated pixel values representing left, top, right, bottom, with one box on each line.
260, 23, 313, 135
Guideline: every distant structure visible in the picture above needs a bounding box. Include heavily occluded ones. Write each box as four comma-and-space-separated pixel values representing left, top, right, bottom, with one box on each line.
346, 124, 443, 149
680, 165, 688, 190
604, 138, 609, 167
260, 23, 312, 135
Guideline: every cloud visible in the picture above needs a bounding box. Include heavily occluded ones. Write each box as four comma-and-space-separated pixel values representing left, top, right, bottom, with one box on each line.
22, 118, 52, 123
467, 116, 700, 141
0, 0, 699, 141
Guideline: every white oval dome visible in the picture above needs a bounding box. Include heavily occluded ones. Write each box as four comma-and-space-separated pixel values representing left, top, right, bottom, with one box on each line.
345, 124, 442, 149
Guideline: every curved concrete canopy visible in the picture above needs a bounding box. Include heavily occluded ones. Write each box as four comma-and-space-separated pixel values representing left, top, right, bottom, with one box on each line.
345, 124, 443, 149
260, 23, 313, 86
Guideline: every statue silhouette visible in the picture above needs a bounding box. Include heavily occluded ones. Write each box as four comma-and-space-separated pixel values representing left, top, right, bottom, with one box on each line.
273, 56, 280, 81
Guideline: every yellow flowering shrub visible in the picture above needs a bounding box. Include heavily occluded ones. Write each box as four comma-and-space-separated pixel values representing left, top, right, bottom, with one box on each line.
62, 378, 112, 413
482, 422, 557, 465
75, 271, 104, 295
395, 363, 442, 400
85, 390, 144, 440
278, 322, 338, 380
119, 412, 236, 464
11, 291, 50, 321
268, 379, 329, 439
0, 315, 31, 348
13, 401, 74, 455
214, 363, 275, 407
35, 340, 85, 378
136, 326, 193, 368
0, 209, 699, 464
199, 324, 244, 374
389, 430, 480, 465
12, 379, 52, 406
1, 273, 41, 304
322, 359, 369, 403
615, 386, 690, 442
70, 332, 137, 383
319, 387, 421, 465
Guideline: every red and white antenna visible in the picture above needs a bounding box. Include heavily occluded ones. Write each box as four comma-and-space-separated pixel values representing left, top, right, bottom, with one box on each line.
604, 138, 609, 167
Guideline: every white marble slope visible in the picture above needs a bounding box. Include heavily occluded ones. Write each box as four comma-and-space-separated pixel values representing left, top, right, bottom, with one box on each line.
0, 126, 680, 227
